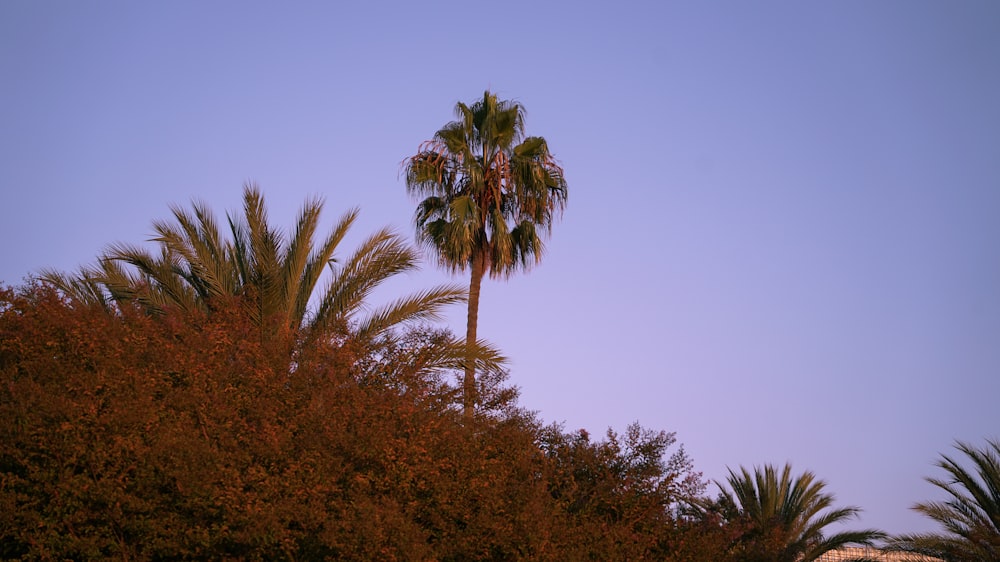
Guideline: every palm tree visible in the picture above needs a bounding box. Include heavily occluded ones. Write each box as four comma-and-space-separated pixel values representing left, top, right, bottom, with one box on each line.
404, 91, 568, 419
886, 439, 1000, 561
710, 463, 885, 562
43, 184, 470, 353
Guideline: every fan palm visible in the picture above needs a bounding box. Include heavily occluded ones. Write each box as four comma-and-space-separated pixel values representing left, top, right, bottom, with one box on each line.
404, 91, 568, 419
713, 463, 885, 562
43, 184, 467, 350
886, 439, 1000, 561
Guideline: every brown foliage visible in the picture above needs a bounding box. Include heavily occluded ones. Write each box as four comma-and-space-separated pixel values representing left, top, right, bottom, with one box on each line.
1, 283, 710, 560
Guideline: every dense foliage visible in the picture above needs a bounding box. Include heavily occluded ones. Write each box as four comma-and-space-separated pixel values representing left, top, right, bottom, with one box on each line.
1, 283, 708, 560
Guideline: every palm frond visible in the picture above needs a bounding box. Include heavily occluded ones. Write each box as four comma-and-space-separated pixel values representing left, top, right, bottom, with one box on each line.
313, 227, 417, 331
294, 206, 357, 325
37, 267, 110, 310
887, 439, 1000, 561
353, 285, 466, 343
718, 463, 884, 561
280, 195, 323, 324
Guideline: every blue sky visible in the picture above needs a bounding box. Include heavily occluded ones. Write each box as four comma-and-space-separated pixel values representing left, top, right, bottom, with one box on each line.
2, 1, 998, 536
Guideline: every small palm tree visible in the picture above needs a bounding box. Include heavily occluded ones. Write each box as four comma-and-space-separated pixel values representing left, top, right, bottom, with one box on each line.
712, 463, 885, 562
404, 91, 568, 419
886, 439, 1000, 561
43, 184, 469, 351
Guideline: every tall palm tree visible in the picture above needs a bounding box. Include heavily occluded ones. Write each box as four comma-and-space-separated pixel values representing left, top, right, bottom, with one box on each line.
886, 439, 1000, 561
404, 91, 568, 419
43, 184, 469, 351
711, 463, 885, 562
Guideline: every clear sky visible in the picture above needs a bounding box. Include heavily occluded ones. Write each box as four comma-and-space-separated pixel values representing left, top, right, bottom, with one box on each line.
2, 1, 998, 537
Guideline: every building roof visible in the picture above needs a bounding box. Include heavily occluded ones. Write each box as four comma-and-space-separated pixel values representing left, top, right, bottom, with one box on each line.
815, 547, 942, 562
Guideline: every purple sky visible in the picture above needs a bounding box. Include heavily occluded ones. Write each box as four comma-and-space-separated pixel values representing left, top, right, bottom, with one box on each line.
3, 1, 998, 536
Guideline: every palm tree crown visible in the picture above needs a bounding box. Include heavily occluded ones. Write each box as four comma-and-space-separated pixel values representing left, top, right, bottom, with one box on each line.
404, 90, 567, 277
44, 184, 465, 347
404, 91, 567, 419
714, 463, 886, 562
887, 439, 1000, 561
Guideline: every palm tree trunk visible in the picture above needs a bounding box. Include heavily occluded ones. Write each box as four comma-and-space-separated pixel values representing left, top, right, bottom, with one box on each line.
464, 252, 486, 421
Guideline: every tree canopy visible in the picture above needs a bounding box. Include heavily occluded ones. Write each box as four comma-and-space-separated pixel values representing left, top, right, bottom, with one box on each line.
41, 184, 506, 377
699, 463, 886, 562
0, 281, 704, 560
44, 184, 461, 339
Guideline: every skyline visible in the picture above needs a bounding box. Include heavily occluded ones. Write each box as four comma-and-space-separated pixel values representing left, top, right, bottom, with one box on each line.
2, 1, 999, 536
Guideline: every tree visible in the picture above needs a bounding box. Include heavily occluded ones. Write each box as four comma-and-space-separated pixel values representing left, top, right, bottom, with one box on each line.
404, 91, 568, 419
41, 184, 499, 371
538, 423, 706, 560
1, 282, 707, 560
886, 439, 1000, 561
0, 282, 481, 558
708, 463, 885, 562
